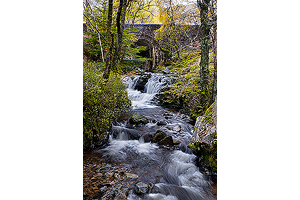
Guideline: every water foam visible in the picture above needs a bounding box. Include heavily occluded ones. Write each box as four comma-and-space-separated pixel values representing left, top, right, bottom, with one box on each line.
122, 74, 171, 109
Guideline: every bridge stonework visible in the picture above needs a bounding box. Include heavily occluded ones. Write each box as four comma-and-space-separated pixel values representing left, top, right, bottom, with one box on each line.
84, 23, 201, 70
125, 24, 162, 71
125, 24, 201, 71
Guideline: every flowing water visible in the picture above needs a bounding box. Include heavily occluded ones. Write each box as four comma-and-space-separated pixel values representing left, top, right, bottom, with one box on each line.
85, 73, 216, 200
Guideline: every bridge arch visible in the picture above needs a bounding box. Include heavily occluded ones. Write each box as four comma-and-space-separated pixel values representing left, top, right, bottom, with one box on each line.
134, 33, 161, 71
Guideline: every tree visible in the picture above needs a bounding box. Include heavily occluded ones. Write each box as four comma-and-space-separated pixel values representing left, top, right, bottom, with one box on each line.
125, 0, 158, 24
155, 0, 189, 60
103, 0, 114, 81
83, 0, 105, 62
197, 0, 217, 112
103, 0, 137, 81
210, 0, 217, 104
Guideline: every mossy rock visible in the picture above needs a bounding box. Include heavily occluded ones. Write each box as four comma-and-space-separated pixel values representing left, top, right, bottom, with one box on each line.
189, 141, 217, 173
153, 130, 167, 143
134, 73, 151, 92
158, 136, 174, 145
129, 113, 149, 125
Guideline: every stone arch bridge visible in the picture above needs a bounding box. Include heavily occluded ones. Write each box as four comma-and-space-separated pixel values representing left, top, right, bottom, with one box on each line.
83, 23, 201, 70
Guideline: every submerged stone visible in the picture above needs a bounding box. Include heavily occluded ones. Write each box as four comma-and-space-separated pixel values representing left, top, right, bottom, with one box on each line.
157, 121, 167, 126
172, 125, 181, 132
129, 113, 149, 125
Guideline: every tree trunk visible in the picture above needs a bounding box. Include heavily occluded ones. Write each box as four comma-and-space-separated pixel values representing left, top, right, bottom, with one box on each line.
114, 0, 130, 69
211, 25, 217, 104
198, 0, 211, 113
103, 0, 114, 81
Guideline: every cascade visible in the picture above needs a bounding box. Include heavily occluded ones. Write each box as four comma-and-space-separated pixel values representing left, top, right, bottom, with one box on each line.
122, 73, 171, 109
95, 73, 217, 200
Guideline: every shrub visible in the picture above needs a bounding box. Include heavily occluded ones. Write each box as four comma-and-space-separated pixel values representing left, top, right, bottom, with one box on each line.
83, 60, 131, 147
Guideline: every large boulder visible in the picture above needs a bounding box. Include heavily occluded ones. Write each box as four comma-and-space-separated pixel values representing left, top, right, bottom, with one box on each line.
158, 136, 174, 145
143, 134, 153, 143
152, 130, 167, 143
134, 182, 150, 195
134, 73, 151, 92
129, 113, 149, 125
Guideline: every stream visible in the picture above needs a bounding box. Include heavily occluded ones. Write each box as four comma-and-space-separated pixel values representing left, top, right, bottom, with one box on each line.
83, 73, 217, 200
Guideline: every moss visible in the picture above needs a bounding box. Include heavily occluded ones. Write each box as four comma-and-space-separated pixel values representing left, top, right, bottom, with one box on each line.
202, 103, 214, 125
153, 130, 167, 143
129, 113, 149, 125
155, 51, 216, 119
188, 135, 217, 173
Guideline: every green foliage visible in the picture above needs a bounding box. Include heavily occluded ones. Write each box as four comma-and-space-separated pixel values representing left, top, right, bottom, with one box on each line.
83, 32, 104, 62
188, 132, 217, 172
188, 103, 217, 172
83, 3, 150, 72
202, 103, 214, 125
83, 60, 131, 147
83, 26, 151, 76
158, 52, 215, 118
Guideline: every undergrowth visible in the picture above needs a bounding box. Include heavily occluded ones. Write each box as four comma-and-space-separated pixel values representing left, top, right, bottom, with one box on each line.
83, 60, 131, 148
158, 51, 215, 118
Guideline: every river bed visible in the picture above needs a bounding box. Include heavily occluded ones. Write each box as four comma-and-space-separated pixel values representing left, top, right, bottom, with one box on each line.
83, 73, 217, 200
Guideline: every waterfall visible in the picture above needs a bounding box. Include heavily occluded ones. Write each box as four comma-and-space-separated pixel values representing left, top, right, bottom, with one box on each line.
122, 73, 170, 109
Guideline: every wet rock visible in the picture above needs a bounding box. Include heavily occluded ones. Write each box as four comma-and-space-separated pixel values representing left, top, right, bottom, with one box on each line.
96, 164, 112, 172
163, 112, 173, 119
163, 68, 170, 74
143, 134, 153, 142
102, 189, 115, 200
115, 189, 128, 199
134, 182, 150, 195
114, 172, 123, 180
100, 186, 109, 194
115, 187, 130, 199
83, 192, 88, 198
91, 177, 98, 182
157, 121, 167, 126
168, 131, 178, 135
104, 172, 114, 179
96, 173, 103, 177
158, 136, 174, 145
151, 185, 160, 193
172, 125, 181, 132
153, 130, 167, 143
129, 113, 149, 125
98, 183, 111, 187
173, 139, 180, 145
146, 117, 157, 123
134, 73, 151, 92
125, 173, 139, 179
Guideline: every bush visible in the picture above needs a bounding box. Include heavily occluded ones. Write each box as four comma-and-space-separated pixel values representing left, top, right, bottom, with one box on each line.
158, 52, 215, 118
83, 60, 131, 147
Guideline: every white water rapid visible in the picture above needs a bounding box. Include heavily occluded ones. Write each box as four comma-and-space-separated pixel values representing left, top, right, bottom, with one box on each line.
122, 73, 170, 109
100, 73, 215, 200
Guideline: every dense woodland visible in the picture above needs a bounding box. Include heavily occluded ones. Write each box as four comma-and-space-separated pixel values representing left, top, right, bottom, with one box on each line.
83, 0, 217, 175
